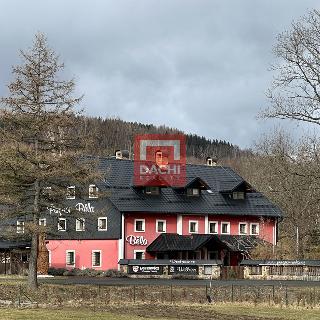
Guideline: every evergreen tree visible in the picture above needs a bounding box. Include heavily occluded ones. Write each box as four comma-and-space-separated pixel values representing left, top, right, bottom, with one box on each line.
0, 33, 97, 288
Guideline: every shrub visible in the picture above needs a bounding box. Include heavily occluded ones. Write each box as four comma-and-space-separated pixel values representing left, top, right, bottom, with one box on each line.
47, 267, 128, 277
102, 269, 127, 278
48, 267, 67, 276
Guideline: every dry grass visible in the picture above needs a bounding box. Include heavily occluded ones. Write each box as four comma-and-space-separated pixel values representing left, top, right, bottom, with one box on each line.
1, 303, 320, 320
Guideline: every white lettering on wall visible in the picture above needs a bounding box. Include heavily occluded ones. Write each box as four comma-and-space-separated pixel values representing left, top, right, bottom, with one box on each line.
47, 202, 94, 215
75, 202, 94, 213
126, 235, 148, 246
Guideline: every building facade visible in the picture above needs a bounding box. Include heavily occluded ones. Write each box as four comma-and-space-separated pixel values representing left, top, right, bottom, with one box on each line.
6, 156, 283, 271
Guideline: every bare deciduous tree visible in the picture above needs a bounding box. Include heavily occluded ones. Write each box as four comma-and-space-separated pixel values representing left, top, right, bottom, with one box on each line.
262, 9, 320, 125
232, 130, 320, 259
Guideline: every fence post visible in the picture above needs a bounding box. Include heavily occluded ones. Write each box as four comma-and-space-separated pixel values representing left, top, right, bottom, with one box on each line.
170, 284, 173, 304
285, 286, 288, 307
231, 285, 234, 302
133, 285, 136, 303
272, 285, 275, 304
18, 284, 21, 308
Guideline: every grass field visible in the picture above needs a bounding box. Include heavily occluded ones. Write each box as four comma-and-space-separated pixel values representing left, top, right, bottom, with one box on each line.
1, 303, 320, 320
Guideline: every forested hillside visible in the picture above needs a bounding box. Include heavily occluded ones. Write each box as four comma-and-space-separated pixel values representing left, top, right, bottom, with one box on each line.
78, 116, 250, 163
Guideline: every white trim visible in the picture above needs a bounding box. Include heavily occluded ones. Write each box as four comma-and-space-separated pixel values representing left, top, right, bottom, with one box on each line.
66, 250, 75, 267
118, 213, 125, 267
208, 221, 218, 234
204, 215, 208, 234
58, 218, 67, 231
134, 250, 145, 259
134, 219, 145, 232
156, 219, 166, 233
92, 250, 102, 267
39, 218, 46, 226
88, 184, 99, 199
48, 250, 51, 267
238, 222, 248, 235
76, 218, 85, 231
189, 220, 199, 234
221, 222, 230, 235
250, 223, 259, 235
97, 217, 108, 231
66, 186, 75, 200
16, 220, 25, 234
177, 215, 182, 235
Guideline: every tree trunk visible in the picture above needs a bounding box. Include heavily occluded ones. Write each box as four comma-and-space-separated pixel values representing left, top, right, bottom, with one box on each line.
28, 229, 38, 289
29, 176, 40, 289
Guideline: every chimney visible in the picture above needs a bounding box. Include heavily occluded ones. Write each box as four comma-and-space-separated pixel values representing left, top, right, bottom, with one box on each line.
115, 149, 130, 160
206, 157, 217, 166
115, 150, 122, 159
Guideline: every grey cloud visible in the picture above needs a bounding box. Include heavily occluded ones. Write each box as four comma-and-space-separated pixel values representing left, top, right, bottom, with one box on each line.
1, 0, 320, 147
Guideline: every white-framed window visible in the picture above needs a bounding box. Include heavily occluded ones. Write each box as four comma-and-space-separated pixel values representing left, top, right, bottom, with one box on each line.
134, 250, 145, 259
16, 220, 25, 234
187, 188, 200, 196
232, 191, 245, 199
204, 265, 213, 275
239, 222, 247, 235
39, 218, 46, 226
58, 218, 67, 231
98, 217, 107, 231
221, 222, 230, 234
92, 250, 102, 267
208, 221, 218, 234
66, 186, 75, 199
156, 220, 166, 233
250, 223, 259, 235
134, 219, 145, 232
66, 250, 75, 267
42, 186, 52, 196
189, 220, 198, 233
89, 184, 99, 198
76, 218, 85, 231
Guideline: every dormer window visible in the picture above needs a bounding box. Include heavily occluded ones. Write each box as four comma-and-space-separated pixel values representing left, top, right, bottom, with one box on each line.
232, 191, 245, 200
89, 184, 99, 198
145, 186, 160, 195
66, 186, 75, 199
187, 188, 200, 196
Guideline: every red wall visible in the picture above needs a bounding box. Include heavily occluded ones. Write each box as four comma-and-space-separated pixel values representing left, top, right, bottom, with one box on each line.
182, 215, 206, 235
46, 240, 119, 270
124, 213, 177, 259
208, 215, 275, 243
124, 213, 276, 260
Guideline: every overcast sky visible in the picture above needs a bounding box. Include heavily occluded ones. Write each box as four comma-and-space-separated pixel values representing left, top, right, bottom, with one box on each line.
1, 1, 320, 148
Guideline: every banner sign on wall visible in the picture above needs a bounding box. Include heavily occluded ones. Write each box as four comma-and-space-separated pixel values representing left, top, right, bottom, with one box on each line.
168, 265, 199, 275
128, 265, 163, 275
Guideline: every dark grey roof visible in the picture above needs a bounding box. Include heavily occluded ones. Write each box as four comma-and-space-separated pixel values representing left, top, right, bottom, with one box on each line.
146, 233, 263, 253
95, 157, 282, 218
119, 259, 222, 266
218, 235, 265, 251
146, 233, 214, 252
0, 239, 30, 249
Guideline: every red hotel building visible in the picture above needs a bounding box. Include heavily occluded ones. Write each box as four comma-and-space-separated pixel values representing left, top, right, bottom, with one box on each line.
40, 155, 283, 270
